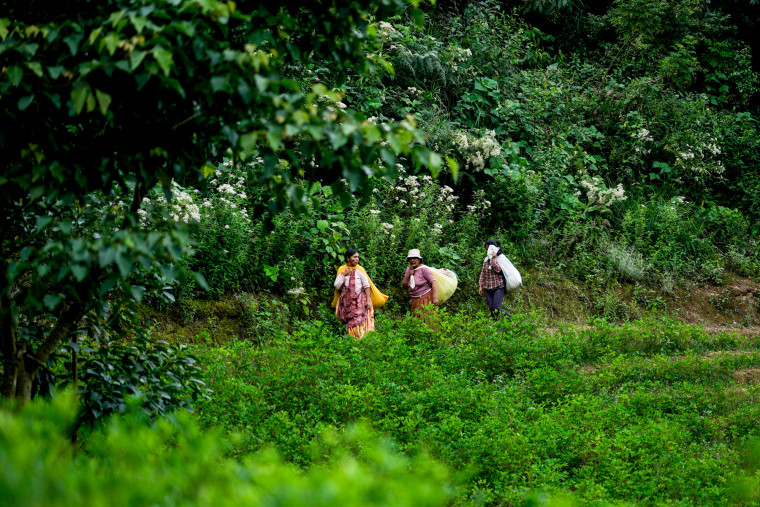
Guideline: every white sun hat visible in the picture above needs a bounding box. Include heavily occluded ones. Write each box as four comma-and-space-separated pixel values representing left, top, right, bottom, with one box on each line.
406, 249, 422, 259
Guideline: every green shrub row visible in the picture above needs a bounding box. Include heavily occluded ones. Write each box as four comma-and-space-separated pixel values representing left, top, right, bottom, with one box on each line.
0, 393, 452, 507
194, 314, 760, 505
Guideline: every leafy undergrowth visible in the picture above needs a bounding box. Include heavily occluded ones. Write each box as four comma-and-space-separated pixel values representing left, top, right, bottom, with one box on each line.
0, 394, 452, 506
194, 312, 760, 505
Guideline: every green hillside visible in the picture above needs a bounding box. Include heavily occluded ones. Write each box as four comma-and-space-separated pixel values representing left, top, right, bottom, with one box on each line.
2, 0, 760, 505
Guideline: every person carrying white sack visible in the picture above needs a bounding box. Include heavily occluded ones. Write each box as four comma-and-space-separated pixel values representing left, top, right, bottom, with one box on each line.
478, 239, 512, 320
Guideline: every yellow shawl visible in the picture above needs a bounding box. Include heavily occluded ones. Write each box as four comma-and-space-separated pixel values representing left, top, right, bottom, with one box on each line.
331, 264, 389, 308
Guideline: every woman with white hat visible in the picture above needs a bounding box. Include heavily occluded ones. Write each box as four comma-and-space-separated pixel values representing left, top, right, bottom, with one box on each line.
401, 249, 438, 319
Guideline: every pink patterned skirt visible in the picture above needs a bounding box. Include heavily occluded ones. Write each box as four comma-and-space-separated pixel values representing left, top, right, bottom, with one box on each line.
336, 287, 375, 339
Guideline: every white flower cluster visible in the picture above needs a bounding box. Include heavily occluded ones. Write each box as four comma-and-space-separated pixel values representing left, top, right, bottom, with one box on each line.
632, 128, 653, 142
287, 287, 305, 296
580, 177, 627, 207
405, 87, 423, 97
632, 127, 653, 155
376, 21, 398, 39
140, 182, 201, 224
452, 130, 501, 171
208, 169, 250, 219
449, 46, 472, 63
381, 222, 394, 233
675, 135, 724, 178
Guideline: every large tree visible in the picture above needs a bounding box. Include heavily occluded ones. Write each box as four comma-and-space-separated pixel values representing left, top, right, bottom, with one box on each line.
0, 0, 442, 401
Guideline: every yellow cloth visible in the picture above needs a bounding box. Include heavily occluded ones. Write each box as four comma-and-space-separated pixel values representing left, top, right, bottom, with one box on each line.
331, 264, 389, 308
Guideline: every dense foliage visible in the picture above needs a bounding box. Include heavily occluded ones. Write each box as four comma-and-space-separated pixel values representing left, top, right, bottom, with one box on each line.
158, 0, 760, 311
193, 314, 760, 505
3, 0, 760, 504
0, 392, 452, 506
0, 0, 440, 402
4, 317, 759, 505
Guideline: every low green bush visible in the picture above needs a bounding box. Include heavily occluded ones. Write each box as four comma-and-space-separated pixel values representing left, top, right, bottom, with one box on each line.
194, 313, 760, 505
0, 393, 453, 507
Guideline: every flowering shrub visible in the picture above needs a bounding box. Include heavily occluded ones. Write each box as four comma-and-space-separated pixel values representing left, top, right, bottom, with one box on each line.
350, 170, 462, 287
139, 182, 201, 225
138, 163, 256, 298
579, 177, 628, 208
451, 129, 501, 172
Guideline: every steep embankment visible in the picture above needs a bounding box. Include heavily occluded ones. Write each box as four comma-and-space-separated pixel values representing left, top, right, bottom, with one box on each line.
150, 275, 760, 345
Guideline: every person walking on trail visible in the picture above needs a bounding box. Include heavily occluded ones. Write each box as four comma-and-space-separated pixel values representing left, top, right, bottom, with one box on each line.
402, 249, 439, 319
478, 239, 511, 320
334, 249, 376, 339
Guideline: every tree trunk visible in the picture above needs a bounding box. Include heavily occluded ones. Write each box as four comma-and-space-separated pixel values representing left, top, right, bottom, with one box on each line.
0, 288, 20, 400
1, 299, 85, 404
15, 366, 34, 401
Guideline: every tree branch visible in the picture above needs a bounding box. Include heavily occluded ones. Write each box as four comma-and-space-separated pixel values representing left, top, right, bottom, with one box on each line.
31, 300, 86, 374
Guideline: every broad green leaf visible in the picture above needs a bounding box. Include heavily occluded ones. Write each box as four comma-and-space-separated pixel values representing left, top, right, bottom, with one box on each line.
0, 18, 9, 41
7, 66, 23, 87
86, 91, 97, 112
37, 264, 51, 277
35, 215, 53, 231
131, 16, 148, 34
201, 164, 215, 179
95, 89, 112, 115
446, 157, 459, 178
193, 271, 210, 291
71, 264, 88, 282
43, 294, 62, 310
115, 253, 133, 277
153, 47, 173, 76
47, 65, 65, 79
129, 285, 146, 301
18, 95, 35, 111
210, 76, 226, 91
98, 247, 116, 267
71, 85, 89, 114
316, 220, 329, 232
103, 32, 119, 55
25, 61, 43, 77
130, 50, 148, 71
429, 151, 443, 177
88, 27, 103, 46
29, 186, 46, 201
266, 129, 282, 150
254, 74, 268, 92
239, 132, 258, 154
63, 34, 82, 55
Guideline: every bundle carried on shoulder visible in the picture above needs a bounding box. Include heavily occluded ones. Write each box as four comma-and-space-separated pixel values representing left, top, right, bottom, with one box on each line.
427, 267, 458, 303
331, 264, 389, 308
486, 247, 522, 292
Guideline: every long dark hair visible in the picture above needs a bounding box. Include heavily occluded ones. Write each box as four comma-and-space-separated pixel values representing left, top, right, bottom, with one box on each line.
344, 248, 359, 261
484, 239, 502, 256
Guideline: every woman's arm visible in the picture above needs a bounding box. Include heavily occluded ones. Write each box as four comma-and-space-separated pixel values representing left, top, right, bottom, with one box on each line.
364, 287, 372, 309
334, 272, 346, 290
431, 279, 439, 305
402, 267, 411, 287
